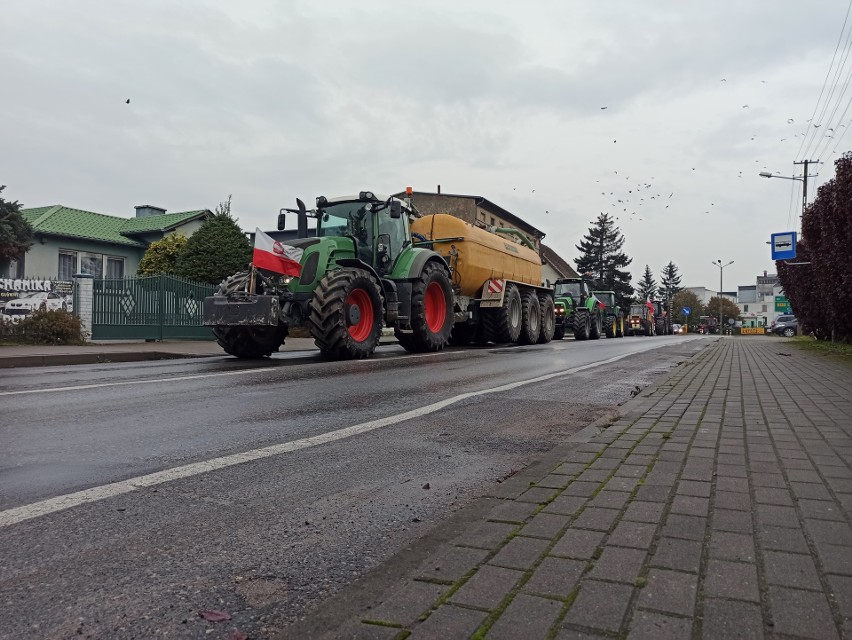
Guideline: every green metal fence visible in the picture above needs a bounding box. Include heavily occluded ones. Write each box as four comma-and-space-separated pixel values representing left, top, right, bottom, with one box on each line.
92, 275, 217, 340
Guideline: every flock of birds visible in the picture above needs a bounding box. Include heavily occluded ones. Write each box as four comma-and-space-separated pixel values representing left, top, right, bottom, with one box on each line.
503, 76, 844, 228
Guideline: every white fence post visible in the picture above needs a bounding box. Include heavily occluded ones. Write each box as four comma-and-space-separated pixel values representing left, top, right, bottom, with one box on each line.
73, 274, 94, 340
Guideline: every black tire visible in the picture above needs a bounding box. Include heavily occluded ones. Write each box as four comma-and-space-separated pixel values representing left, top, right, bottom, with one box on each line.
573, 308, 591, 340
212, 271, 288, 358
448, 322, 475, 346
656, 318, 666, 336
518, 289, 541, 345
616, 314, 624, 338
644, 320, 653, 336
396, 262, 453, 352
309, 268, 383, 360
589, 311, 602, 340
537, 294, 555, 343
482, 282, 522, 343
553, 325, 565, 340
604, 315, 616, 338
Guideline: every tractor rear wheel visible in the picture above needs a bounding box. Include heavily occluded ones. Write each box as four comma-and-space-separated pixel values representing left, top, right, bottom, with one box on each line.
573, 309, 591, 340
483, 282, 522, 343
518, 289, 541, 345
656, 317, 666, 336
310, 268, 383, 360
396, 262, 454, 352
604, 315, 616, 338
644, 320, 653, 336
537, 294, 555, 343
212, 271, 288, 358
589, 311, 602, 340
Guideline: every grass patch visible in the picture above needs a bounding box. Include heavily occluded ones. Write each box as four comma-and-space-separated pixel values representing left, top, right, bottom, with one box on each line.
790, 336, 852, 359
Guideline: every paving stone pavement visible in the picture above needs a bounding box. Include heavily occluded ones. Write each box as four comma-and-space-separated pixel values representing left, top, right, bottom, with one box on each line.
337, 339, 852, 639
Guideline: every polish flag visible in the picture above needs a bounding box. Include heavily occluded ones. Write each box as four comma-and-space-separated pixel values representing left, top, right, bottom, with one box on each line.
253, 228, 303, 277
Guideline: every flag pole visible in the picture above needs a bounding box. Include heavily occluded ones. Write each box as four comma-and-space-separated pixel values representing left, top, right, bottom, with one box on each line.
248, 265, 256, 294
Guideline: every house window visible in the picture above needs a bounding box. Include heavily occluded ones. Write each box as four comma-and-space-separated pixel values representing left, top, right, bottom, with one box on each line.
761, 304, 767, 312
106, 256, 125, 279
58, 251, 77, 279
743, 304, 749, 312
490, 216, 496, 225
80, 252, 103, 277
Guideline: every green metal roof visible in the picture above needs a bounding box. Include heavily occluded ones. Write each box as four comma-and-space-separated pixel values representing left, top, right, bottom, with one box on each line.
118, 210, 209, 235
20, 206, 212, 247
21, 206, 144, 247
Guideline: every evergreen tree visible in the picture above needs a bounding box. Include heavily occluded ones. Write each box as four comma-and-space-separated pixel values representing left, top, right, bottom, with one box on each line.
174, 197, 251, 285
574, 213, 634, 308
659, 261, 683, 299
635, 265, 656, 301
0, 186, 34, 263
138, 234, 188, 276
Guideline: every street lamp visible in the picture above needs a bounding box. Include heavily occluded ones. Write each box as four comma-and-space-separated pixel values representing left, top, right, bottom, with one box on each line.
759, 162, 818, 218
712, 259, 734, 335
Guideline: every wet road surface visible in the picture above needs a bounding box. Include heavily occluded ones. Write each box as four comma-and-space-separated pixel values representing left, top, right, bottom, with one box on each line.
0, 335, 710, 639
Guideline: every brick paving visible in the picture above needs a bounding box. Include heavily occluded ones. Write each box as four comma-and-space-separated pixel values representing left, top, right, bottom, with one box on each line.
338, 339, 852, 639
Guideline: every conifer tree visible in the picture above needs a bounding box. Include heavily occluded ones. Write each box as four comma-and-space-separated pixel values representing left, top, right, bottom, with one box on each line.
659, 261, 683, 299
574, 213, 634, 308
0, 186, 34, 263
635, 265, 656, 301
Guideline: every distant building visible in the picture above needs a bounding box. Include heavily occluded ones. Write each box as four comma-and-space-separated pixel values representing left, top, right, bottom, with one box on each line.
738, 271, 785, 327
540, 244, 579, 283
685, 286, 716, 306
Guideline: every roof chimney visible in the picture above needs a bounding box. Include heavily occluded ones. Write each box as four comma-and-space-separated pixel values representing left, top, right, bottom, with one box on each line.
437, 184, 441, 194
134, 205, 167, 218
763, 270, 767, 276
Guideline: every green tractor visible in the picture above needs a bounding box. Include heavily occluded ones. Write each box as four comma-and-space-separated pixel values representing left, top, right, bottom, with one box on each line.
203, 191, 454, 360
592, 290, 625, 338
552, 277, 604, 341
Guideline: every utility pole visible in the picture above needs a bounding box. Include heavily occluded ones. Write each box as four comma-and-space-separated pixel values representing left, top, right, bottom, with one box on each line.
793, 159, 818, 216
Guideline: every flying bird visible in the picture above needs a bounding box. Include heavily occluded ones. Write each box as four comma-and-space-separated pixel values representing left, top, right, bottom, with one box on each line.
788, 118, 794, 123
742, 105, 749, 109
125, 99, 130, 104
614, 140, 617, 143
601, 106, 608, 110
720, 78, 727, 82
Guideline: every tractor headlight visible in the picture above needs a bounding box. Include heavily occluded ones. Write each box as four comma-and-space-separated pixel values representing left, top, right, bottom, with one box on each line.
359, 191, 375, 201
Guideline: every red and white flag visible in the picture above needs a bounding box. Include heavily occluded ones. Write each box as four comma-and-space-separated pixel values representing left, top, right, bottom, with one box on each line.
253, 228, 303, 277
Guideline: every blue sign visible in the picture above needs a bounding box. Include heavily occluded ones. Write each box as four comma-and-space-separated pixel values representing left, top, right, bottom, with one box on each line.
682, 306, 691, 316
771, 231, 797, 261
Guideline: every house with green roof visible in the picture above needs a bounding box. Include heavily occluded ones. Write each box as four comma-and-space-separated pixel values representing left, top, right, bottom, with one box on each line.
5, 204, 212, 280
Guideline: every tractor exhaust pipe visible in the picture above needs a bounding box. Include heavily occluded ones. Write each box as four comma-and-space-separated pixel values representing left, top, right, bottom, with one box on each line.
296, 198, 308, 238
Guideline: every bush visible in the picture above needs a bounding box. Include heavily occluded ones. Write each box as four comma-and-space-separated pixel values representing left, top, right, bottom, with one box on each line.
0, 309, 86, 345
138, 233, 188, 276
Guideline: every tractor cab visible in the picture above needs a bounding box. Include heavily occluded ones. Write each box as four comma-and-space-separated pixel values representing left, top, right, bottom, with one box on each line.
314, 193, 410, 274
553, 279, 587, 307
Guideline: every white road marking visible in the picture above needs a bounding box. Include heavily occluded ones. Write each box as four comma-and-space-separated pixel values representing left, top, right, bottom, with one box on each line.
0, 337, 703, 528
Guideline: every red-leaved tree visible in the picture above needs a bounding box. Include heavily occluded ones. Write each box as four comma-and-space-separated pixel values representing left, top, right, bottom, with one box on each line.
777, 152, 852, 341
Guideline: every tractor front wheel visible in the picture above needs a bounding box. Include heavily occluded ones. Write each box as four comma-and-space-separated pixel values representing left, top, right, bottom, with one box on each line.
397, 262, 454, 352
616, 315, 625, 338
212, 271, 288, 358
604, 314, 616, 338
573, 309, 591, 340
537, 294, 555, 343
589, 311, 602, 340
310, 268, 383, 360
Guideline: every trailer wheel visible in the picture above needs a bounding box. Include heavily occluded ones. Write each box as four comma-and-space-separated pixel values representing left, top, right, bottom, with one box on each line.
483, 282, 522, 343
396, 262, 453, 352
212, 271, 288, 358
604, 315, 616, 338
310, 268, 383, 359
518, 289, 541, 345
537, 294, 555, 343
573, 308, 591, 340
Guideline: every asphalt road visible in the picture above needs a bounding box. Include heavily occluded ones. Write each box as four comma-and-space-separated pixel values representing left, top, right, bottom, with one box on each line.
0, 335, 710, 639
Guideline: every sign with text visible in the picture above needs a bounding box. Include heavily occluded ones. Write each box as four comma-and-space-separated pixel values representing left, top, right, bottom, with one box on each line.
0, 278, 73, 320
741, 327, 765, 335
775, 296, 792, 314
771, 232, 796, 261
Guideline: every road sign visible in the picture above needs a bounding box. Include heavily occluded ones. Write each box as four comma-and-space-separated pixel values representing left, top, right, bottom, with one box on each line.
771, 231, 797, 261
775, 296, 792, 313
682, 306, 691, 316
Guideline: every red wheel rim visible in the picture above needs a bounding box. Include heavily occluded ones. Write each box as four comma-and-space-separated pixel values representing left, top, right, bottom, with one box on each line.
346, 289, 374, 342
424, 282, 446, 334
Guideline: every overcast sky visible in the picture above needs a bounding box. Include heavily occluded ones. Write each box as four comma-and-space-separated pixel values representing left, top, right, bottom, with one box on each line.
1, 0, 846, 291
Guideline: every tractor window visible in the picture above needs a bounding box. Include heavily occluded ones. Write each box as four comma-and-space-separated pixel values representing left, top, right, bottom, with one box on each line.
554, 282, 582, 300
630, 304, 645, 316
377, 208, 408, 266
596, 292, 615, 307
317, 202, 375, 264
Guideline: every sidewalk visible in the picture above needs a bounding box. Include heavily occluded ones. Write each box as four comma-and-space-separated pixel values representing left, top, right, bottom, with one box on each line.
0, 330, 398, 368
305, 338, 852, 639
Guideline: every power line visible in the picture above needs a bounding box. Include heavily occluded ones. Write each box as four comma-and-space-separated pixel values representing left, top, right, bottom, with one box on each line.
795, 0, 852, 160
802, 29, 852, 159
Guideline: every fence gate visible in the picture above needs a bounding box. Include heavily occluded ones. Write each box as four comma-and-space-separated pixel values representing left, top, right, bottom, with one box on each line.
92, 275, 217, 340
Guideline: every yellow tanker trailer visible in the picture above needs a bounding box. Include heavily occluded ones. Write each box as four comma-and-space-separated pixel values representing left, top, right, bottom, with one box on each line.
408, 213, 555, 345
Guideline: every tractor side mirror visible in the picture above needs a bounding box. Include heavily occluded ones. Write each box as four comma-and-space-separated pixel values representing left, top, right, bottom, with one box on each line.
377, 233, 391, 265
390, 200, 402, 219
277, 212, 286, 230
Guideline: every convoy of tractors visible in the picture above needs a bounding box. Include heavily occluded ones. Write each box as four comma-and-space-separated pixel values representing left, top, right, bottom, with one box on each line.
203, 191, 678, 360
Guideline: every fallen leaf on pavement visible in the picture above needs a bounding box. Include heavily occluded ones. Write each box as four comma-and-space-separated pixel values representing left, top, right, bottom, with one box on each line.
228, 631, 248, 640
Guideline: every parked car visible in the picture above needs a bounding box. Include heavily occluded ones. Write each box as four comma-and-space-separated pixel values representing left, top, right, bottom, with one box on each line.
3, 291, 68, 316
770, 315, 798, 337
